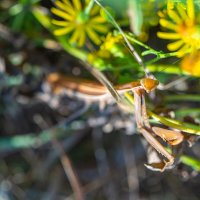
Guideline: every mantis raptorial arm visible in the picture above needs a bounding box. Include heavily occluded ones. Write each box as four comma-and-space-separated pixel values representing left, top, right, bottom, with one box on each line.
133, 87, 175, 171
139, 128, 174, 171
152, 127, 184, 146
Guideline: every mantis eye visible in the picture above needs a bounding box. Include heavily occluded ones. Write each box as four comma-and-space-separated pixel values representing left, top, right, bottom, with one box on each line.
140, 78, 159, 92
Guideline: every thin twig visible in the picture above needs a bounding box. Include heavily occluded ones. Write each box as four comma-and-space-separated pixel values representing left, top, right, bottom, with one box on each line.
92, 127, 118, 200
53, 139, 84, 200
93, 0, 150, 76
158, 76, 189, 90
121, 134, 140, 200
83, 62, 123, 103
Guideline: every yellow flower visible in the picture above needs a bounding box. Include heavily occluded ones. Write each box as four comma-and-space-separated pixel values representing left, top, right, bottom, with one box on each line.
87, 33, 124, 69
100, 33, 122, 51
87, 49, 111, 67
87, 32, 137, 70
51, 0, 109, 46
181, 52, 200, 77
157, 0, 200, 57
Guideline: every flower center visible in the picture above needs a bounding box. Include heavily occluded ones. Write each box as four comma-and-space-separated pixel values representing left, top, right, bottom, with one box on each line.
179, 23, 200, 47
76, 12, 89, 25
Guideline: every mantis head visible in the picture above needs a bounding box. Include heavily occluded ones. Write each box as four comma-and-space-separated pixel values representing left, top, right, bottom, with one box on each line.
140, 78, 159, 93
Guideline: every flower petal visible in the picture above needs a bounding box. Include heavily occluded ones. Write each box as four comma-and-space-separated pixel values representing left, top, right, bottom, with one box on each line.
69, 28, 81, 44
90, 16, 106, 23
159, 19, 178, 31
53, 26, 74, 35
90, 5, 100, 16
90, 24, 108, 33
51, 7, 73, 21
167, 0, 175, 11
176, 44, 190, 57
181, 52, 200, 76
177, 4, 188, 20
72, 0, 82, 11
86, 27, 101, 45
78, 31, 86, 46
167, 40, 184, 51
55, 0, 75, 16
52, 19, 70, 26
168, 10, 182, 24
193, 62, 200, 76
62, 0, 74, 9
187, 0, 194, 21
157, 32, 181, 40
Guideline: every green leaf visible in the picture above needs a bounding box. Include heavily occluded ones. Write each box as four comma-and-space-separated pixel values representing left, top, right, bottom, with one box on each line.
180, 155, 200, 171
100, 7, 115, 23
32, 7, 52, 29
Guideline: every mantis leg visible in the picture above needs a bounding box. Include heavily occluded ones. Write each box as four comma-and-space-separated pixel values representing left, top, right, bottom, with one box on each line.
152, 127, 184, 146
133, 89, 143, 128
141, 92, 151, 128
133, 88, 175, 171
139, 128, 174, 171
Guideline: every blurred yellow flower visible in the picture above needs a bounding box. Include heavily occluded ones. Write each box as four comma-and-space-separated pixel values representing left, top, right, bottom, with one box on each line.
181, 52, 200, 77
157, 0, 200, 57
87, 33, 123, 69
87, 48, 111, 66
51, 0, 109, 46
100, 33, 122, 51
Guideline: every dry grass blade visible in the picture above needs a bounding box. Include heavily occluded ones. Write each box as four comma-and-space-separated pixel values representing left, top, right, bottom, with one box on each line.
53, 139, 84, 200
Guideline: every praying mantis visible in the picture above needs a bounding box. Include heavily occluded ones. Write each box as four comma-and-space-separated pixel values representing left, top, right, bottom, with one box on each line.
47, 72, 184, 172
47, 0, 185, 171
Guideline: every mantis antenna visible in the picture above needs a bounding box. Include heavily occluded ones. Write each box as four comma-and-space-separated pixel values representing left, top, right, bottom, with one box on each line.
94, 0, 150, 77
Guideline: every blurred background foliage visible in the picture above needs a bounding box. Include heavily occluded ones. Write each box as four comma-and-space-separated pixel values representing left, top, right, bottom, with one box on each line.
0, 0, 200, 199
